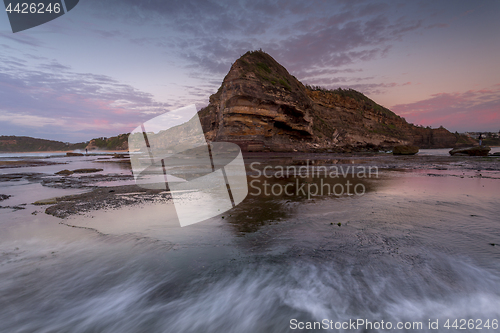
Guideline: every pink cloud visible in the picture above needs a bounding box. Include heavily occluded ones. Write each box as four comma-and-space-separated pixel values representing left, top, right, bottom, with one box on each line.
392, 86, 500, 132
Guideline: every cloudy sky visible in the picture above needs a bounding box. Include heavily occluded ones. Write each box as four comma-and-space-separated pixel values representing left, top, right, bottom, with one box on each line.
1, 0, 499, 142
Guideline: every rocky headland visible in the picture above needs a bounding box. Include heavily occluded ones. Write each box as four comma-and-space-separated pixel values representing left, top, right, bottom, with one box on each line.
198, 50, 476, 153
0, 51, 478, 154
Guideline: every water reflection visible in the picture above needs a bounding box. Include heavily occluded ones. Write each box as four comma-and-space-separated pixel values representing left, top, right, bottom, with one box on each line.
223, 160, 381, 234
222, 198, 293, 234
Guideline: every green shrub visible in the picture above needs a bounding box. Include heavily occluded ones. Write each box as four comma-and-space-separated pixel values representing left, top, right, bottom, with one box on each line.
256, 62, 271, 73
279, 78, 291, 91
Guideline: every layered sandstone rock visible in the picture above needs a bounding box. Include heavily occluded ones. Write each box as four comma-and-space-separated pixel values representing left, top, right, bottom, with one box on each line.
199, 50, 314, 152
198, 51, 475, 152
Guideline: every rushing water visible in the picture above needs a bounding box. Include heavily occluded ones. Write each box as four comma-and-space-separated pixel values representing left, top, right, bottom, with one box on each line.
0, 152, 499, 332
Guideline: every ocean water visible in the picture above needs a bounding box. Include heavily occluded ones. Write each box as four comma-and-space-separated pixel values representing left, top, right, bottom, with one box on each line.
0, 150, 126, 160
0, 153, 499, 332
0, 152, 132, 176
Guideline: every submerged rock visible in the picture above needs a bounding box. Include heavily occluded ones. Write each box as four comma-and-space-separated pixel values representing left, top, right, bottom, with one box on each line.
393, 145, 419, 155
449, 146, 491, 156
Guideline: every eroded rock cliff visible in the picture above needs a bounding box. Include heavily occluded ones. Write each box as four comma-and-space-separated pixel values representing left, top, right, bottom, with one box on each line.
199, 51, 475, 152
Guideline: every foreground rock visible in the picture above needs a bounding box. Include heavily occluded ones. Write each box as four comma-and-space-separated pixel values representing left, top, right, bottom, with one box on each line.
449, 146, 491, 156
393, 145, 419, 155
44, 185, 169, 218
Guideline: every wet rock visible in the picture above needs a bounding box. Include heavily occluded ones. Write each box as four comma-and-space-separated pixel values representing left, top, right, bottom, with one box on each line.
393, 145, 419, 155
41, 173, 133, 189
33, 198, 58, 205
0, 173, 47, 182
449, 146, 491, 156
66, 152, 84, 157
44, 185, 169, 218
0, 160, 65, 169
72, 168, 103, 174
55, 168, 103, 176
0, 194, 11, 201
0, 205, 25, 210
112, 153, 130, 159
55, 169, 74, 175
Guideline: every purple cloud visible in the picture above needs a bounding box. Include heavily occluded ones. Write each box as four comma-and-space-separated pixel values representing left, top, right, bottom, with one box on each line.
0, 54, 173, 141
392, 87, 500, 132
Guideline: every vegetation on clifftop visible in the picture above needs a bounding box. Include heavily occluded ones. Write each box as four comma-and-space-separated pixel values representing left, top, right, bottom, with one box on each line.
0, 133, 130, 152
305, 85, 399, 119
86, 133, 129, 150
237, 50, 293, 91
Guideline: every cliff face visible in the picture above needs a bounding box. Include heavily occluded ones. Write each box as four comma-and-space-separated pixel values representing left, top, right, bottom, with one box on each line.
199, 51, 314, 152
199, 51, 474, 152
411, 127, 475, 149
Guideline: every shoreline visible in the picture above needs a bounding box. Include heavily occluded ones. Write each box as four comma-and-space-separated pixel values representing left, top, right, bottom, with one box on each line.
0, 152, 495, 220
0, 149, 129, 154
2, 146, 499, 155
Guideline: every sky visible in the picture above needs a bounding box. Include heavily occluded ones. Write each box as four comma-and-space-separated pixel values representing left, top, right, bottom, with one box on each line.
0, 0, 499, 142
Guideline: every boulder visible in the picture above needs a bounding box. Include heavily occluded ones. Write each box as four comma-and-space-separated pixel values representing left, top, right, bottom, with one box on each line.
393, 145, 419, 155
449, 146, 490, 156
